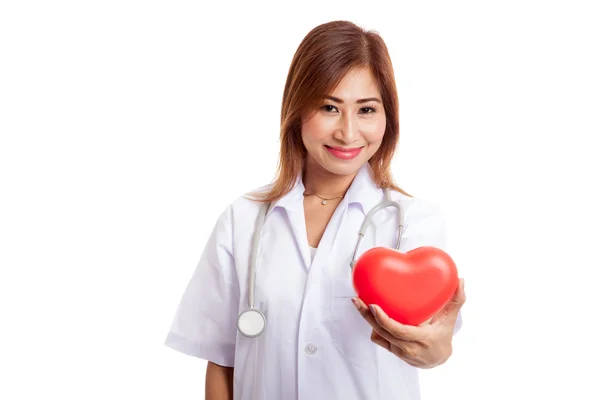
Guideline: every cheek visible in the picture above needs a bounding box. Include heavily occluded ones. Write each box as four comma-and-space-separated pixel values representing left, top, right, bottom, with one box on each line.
364, 116, 387, 143
301, 115, 331, 143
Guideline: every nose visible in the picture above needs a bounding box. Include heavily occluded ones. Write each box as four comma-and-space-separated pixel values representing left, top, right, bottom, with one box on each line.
333, 112, 360, 144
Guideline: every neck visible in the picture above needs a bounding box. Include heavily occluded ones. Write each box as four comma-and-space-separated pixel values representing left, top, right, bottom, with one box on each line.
302, 158, 358, 198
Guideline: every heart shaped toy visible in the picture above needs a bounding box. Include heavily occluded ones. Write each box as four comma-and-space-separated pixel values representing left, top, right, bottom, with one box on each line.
352, 246, 459, 326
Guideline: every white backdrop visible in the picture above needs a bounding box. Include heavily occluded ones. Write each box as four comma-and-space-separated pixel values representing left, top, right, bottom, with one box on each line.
1, 1, 599, 399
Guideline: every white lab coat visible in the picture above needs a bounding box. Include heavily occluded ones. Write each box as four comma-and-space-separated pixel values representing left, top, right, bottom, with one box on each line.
165, 163, 462, 400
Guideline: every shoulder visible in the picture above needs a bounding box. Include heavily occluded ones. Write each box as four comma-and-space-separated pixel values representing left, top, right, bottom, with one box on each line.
387, 189, 449, 251
389, 189, 446, 226
216, 182, 274, 229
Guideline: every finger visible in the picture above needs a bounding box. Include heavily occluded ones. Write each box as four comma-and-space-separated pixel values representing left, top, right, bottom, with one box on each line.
370, 330, 391, 351
371, 330, 421, 365
353, 298, 410, 344
353, 297, 381, 328
353, 297, 386, 332
391, 348, 421, 367
374, 331, 422, 364
371, 330, 419, 366
369, 304, 426, 342
355, 300, 425, 361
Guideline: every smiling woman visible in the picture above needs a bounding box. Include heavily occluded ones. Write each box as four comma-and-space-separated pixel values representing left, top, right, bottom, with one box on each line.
301, 67, 387, 175
251, 20, 409, 205
164, 19, 464, 400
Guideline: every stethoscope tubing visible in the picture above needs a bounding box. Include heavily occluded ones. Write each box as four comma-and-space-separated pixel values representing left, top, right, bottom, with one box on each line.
239, 187, 403, 337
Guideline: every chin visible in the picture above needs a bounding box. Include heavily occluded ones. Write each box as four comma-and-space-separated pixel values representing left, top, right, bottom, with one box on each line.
318, 157, 367, 177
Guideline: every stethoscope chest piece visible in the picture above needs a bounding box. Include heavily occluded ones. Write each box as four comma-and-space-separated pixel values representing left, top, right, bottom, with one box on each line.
237, 308, 266, 338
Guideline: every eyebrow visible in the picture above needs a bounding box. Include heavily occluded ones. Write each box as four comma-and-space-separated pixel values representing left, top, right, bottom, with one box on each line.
324, 95, 382, 104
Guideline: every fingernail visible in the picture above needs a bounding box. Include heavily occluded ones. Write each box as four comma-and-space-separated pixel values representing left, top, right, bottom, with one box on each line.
369, 304, 376, 316
352, 298, 360, 310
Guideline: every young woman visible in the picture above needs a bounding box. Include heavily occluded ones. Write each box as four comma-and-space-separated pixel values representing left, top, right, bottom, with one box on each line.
165, 20, 465, 400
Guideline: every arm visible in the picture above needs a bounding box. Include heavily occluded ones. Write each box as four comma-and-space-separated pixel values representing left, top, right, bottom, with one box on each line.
164, 204, 240, 391
358, 199, 465, 367
206, 362, 234, 400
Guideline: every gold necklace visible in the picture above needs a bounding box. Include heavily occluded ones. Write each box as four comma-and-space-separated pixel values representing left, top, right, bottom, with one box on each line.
303, 191, 344, 205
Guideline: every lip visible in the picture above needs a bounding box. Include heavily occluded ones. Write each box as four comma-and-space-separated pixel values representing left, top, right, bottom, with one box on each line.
325, 145, 364, 160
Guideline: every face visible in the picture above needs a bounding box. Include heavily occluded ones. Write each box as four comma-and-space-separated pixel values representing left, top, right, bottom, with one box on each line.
301, 67, 387, 177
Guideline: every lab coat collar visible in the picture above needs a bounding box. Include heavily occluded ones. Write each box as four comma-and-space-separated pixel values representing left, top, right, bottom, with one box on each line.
343, 162, 383, 215
265, 173, 305, 216
267, 162, 382, 216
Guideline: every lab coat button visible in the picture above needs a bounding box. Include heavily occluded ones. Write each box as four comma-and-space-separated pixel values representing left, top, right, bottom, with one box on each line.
305, 343, 318, 355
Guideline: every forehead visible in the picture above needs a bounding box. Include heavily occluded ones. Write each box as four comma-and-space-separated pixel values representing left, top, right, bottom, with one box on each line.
329, 67, 381, 98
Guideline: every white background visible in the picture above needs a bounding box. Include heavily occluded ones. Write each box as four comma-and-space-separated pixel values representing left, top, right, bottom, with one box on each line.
1, 1, 599, 399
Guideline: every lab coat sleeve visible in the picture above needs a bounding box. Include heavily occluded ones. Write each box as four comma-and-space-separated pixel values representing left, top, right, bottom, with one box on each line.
164, 204, 239, 367
403, 199, 462, 335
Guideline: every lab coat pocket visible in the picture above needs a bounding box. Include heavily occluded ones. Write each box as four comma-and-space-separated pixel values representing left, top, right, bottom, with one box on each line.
329, 271, 377, 368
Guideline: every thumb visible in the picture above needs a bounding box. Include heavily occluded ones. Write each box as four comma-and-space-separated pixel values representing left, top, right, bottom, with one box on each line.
448, 278, 466, 310
448, 278, 467, 308
431, 278, 466, 325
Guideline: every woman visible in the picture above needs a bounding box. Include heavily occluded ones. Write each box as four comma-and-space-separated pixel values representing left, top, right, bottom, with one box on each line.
165, 20, 465, 400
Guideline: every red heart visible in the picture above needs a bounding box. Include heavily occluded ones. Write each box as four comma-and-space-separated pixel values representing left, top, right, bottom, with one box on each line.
352, 246, 459, 326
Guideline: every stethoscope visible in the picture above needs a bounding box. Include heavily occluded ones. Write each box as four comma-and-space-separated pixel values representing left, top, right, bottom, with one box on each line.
236, 187, 404, 338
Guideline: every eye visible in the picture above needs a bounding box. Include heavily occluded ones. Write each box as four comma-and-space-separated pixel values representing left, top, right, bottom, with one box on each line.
360, 106, 377, 114
321, 104, 338, 113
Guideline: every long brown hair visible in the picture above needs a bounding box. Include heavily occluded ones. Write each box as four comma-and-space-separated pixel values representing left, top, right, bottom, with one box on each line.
248, 20, 411, 203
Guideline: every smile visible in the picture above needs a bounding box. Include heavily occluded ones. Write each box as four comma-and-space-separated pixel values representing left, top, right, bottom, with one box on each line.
325, 145, 364, 160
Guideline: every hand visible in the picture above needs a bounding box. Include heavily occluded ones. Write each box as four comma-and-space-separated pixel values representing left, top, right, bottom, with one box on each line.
352, 278, 466, 369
